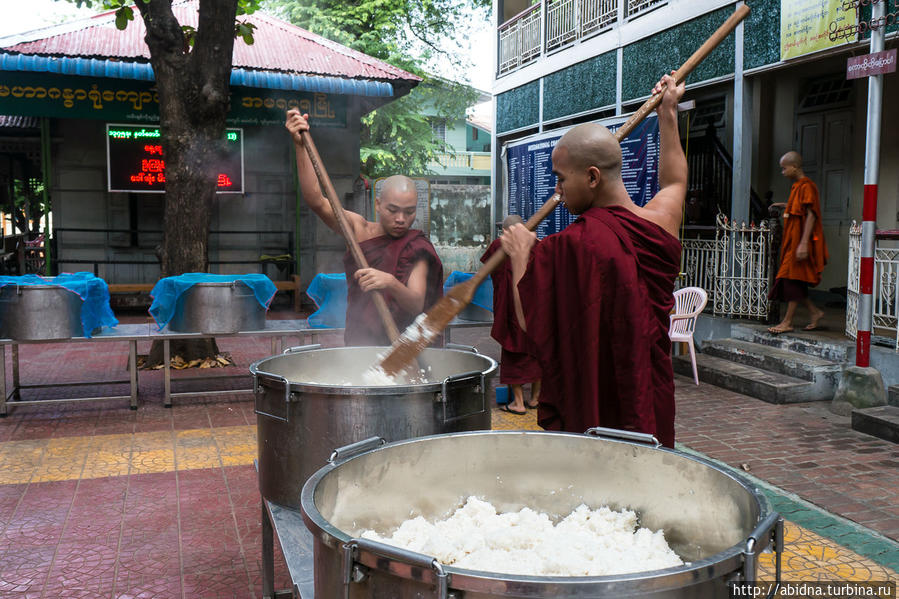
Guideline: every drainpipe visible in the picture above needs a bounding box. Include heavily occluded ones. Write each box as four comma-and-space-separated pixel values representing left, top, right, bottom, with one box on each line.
856, 1, 885, 368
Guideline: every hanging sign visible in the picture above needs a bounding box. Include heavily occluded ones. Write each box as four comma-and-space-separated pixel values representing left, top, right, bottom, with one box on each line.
781, 0, 856, 60
847, 48, 897, 79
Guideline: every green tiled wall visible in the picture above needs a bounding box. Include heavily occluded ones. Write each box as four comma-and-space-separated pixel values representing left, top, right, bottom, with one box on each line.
496, 81, 540, 134
744, 0, 781, 70
543, 51, 617, 121
622, 6, 737, 102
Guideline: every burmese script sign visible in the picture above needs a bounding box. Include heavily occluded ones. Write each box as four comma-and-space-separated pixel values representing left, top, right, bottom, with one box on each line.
0, 71, 347, 127
847, 48, 898, 80
781, 0, 856, 60
106, 124, 244, 193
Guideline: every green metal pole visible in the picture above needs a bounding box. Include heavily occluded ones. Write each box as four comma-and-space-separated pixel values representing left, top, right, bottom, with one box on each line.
40, 117, 52, 276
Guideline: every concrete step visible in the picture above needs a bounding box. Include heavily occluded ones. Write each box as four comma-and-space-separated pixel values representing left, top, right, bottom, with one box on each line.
886, 384, 899, 408
730, 323, 851, 363
851, 406, 899, 444
703, 338, 841, 388
673, 353, 823, 404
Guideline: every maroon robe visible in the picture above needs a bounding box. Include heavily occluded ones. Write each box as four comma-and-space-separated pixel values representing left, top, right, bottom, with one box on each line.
343, 229, 444, 347
519, 205, 681, 447
481, 238, 541, 384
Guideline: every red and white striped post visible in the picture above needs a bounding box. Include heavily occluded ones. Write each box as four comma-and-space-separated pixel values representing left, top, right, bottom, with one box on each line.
856, 0, 886, 368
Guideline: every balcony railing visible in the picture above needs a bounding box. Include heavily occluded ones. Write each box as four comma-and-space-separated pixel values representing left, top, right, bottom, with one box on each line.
498, 4, 542, 75
430, 151, 492, 171
499, 0, 665, 76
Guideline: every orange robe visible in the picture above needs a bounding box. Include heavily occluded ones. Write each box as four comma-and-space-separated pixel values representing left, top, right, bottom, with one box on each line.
775, 177, 828, 286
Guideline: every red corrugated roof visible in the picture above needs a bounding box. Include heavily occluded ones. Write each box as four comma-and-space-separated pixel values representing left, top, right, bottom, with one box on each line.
2, 1, 419, 83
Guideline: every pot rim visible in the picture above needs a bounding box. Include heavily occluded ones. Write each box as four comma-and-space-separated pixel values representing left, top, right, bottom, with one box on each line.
249, 346, 498, 394
300, 430, 770, 591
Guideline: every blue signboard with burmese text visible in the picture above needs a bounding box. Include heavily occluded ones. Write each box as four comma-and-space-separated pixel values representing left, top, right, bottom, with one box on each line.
505, 115, 660, 238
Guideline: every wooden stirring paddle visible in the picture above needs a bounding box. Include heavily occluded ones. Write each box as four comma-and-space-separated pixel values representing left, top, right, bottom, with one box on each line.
300, 130, 401, 342
377, 4, 751, 377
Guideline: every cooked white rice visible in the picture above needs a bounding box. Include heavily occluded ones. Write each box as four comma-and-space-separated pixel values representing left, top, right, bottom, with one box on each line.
361, 497, 683, 576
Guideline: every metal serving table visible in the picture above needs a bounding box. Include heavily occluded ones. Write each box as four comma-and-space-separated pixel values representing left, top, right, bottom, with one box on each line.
0, 323, 149, 416
261, 496, 315, 599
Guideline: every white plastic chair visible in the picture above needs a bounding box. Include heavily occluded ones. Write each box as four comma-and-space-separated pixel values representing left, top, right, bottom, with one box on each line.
669, 287, 708, 385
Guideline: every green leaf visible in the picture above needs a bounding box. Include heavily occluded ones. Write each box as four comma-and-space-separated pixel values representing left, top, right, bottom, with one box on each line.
114, 6, 133, 30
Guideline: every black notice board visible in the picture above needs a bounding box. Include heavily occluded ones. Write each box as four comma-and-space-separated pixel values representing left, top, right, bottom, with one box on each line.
106, 124, 244, 193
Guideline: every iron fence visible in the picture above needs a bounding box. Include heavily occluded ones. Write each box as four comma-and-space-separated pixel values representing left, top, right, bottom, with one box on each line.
679, 214, 775, 320
846, 222, 899, 349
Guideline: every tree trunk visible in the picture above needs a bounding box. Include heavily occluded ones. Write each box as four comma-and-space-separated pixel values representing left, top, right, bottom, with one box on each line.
138, 0, 240, 363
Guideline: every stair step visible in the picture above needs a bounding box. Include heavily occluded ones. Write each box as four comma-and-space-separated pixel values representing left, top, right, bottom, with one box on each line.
703, 338, 841, 383
673, 353, 823, 404
886, 384, 899, 408
730, 323, 851, 362
851, 406, 899, 444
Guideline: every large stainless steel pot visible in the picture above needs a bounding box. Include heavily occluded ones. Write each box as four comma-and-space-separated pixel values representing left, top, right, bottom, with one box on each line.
251, 345, 498, 509
301, 430, 783, 599
0, 285, 83, 340
168, 281, 265, 333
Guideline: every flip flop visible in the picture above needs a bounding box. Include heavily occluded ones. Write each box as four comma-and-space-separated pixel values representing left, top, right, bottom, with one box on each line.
525, 402, 539, 410
804, 323, 823, 331
499, 404, 527, 415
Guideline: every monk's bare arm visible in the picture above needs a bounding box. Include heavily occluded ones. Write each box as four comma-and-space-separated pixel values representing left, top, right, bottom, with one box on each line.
643, 73, 687, 238
796, 206, 816, 260
500, 224, 536, 331
355, 259, 429, 314
285, 109, 367, 238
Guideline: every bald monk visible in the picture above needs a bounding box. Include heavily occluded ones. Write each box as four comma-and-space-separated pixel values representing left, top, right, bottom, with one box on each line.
286, 110, 444, 346
501, 73, 686, 448
767, 151, 828, 334
481, 214, 542, 415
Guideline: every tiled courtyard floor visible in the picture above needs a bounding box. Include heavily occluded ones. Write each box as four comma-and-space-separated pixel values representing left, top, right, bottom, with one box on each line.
0, 310, 896, 597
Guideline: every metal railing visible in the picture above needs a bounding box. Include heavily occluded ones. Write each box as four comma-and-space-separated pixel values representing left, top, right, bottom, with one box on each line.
430, 151, 492, 170
499, 0, 665, 76
50, 228, 295, 282
679, 215, 776, 320
846, 223, 899, 349
498, 4, 542, 75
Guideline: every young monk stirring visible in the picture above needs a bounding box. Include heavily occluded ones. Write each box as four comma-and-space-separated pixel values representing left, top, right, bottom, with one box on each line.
501, 73, 687, 448
285, 110, 444, 346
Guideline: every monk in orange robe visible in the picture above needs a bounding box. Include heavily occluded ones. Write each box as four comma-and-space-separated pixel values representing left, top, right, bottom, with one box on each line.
481, 214, 541, 415
501, 73, 686, 448
286, 111, 443, 346
767, 151, 828, 334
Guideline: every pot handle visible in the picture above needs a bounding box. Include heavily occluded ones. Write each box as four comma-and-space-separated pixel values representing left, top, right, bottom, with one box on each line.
439, 370, 487, 424
445, 342, 478, 353
585, 427, 661, 448
328, 436, 386, 464
343, 537, 449, 599
739, 512, 783, 597
253, 372, 292, 423
282, 343, 322, 354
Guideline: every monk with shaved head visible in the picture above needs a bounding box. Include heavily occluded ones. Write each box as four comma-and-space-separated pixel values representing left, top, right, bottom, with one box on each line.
767, 151, 828, 334
286, 111, 443, 346
481, 214, 541, 415
501, 73, 687, 447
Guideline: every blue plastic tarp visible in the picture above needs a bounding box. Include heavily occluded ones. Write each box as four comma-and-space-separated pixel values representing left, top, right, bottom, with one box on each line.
443, 271, 493, 313
149, 273, 277, 331
305, 273, 347, 329
0, 272, 119, 338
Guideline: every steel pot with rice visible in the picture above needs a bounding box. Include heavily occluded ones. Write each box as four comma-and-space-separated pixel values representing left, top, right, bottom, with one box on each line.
251, 344, 497, 508
300, 429, 783, 598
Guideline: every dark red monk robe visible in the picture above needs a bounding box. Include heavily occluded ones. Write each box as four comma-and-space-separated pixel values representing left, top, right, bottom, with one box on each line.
481, 238, 542, 384
343, 229, 444, 347
518, 205, 681, 447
